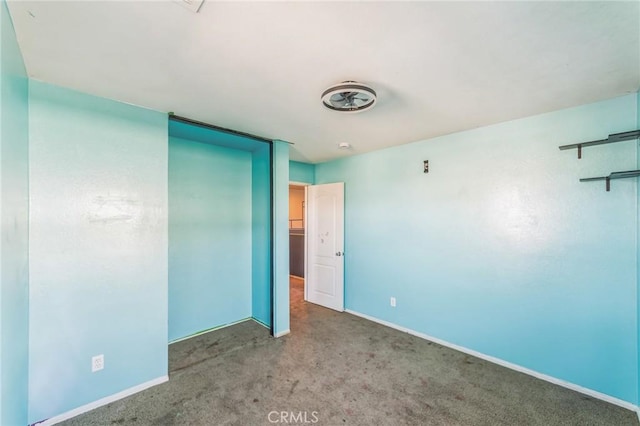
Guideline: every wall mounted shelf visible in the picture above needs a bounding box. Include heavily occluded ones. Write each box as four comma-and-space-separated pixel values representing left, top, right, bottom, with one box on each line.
559, 130, 640, 159
579, 170, 640, 192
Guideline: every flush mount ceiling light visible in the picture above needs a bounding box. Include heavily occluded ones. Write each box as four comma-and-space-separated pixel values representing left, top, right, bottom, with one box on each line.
321, 81, 377, 113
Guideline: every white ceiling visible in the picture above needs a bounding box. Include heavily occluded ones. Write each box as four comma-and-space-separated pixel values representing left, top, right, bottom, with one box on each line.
8, 1, 640, 163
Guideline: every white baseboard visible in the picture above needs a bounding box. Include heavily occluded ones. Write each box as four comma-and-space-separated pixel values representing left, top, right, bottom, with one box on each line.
169, 318, 252, 344
274, 329, 290, 338
32, 376, 168, 426
253, 319, 288, 337
345, 309, 638, 413
251, 318, 271, 330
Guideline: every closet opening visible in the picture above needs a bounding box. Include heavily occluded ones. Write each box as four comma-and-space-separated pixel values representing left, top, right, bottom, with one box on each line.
167, 115, 274, 344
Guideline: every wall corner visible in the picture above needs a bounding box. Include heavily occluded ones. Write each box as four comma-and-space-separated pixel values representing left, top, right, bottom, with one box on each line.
273, 141, 290, 336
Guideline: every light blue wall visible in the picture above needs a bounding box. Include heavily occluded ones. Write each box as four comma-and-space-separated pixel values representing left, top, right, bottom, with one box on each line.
252, 144, 272, 326
169, 137, 252, 341
289, 160, 315, 184
273, 141, 290, 335
316, 94, 639, 404
28, 81, 168, 423
0, 1, 29, 424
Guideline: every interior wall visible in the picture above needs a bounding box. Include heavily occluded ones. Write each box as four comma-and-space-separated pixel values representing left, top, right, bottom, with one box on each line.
290, 160, 315, 184
273, 141, 290, 336
252, 144, 271, 327
169, 136, 252, 341
28, 81, 168, 423
0, 0, 29, 423
289, 186, 305, 229
316, 94, 639, 404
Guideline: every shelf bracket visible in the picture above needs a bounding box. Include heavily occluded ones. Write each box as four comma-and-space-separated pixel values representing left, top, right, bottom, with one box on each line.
579, 170, 640, 192
559, 130, 640, 159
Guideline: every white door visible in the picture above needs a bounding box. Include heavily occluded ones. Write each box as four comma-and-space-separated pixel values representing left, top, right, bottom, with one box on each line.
306, 182, 344, 312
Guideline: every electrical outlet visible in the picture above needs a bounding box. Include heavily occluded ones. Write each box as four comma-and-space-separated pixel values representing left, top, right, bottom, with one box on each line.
92, 354, 104, 372
390, 297, 396, 307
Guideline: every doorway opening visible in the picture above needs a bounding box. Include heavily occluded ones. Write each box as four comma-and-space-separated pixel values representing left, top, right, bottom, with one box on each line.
289, 184, 307, 307
289, 181, 345, 314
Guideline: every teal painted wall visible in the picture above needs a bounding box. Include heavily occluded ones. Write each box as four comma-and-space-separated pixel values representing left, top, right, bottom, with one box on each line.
252, 144, 272, 326
316, 94, 639, 404
28, 81, 168, 423
273, 141, 290, 335
637, 90, 640, 404
168, 137, 252, 341
289, 160, 315, 184
0, 0, 29, 424
167, 119, 272, 331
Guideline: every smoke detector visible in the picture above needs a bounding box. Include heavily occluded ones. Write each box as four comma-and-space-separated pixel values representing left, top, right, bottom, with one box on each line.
321, 81, 377, 113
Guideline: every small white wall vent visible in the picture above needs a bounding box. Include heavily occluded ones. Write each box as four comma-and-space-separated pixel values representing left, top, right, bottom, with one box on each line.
174, 0, 204, 13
